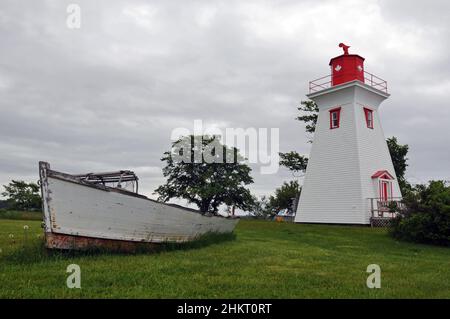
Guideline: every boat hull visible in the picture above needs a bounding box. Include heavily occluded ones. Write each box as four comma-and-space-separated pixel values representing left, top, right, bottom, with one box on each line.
45, 232, 162, 252
39, 162, 239, 251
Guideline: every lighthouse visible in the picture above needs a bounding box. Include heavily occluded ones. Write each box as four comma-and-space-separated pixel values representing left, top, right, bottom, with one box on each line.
295, 44, 401, 225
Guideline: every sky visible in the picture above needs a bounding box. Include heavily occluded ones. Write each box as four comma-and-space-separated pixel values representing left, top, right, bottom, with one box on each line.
1, 0, 449, 204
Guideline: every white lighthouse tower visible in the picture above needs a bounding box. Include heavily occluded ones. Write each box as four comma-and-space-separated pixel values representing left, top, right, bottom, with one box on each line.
295, 44, 401, 225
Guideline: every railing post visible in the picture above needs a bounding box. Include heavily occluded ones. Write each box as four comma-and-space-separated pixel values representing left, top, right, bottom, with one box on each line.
370, 198, 374, 227
370, 198, 374, 218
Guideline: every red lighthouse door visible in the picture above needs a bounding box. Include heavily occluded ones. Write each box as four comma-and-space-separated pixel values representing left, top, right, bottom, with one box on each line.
380, 181, 390, 201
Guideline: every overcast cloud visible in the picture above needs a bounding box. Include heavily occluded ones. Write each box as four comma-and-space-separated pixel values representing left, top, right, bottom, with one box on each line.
1, 0, 449, 203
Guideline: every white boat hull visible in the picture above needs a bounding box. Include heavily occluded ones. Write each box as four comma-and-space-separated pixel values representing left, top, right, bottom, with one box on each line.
39, 162, 239, 251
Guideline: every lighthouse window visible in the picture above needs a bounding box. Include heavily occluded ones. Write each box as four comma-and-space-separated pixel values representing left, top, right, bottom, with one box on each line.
364, 108, 374, 129
329, 107, 341, 129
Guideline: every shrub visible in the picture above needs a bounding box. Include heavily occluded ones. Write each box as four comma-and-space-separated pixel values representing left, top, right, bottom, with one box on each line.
390, 181, 450, 246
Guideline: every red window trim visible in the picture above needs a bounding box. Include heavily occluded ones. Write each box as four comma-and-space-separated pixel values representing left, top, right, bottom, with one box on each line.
329, 107, 341, 129
363, 107, 374, 129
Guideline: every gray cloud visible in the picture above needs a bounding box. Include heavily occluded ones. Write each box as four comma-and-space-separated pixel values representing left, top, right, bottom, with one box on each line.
1, 0, 449, 202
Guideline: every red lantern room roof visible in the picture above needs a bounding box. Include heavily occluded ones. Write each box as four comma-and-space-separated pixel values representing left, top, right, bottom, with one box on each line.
308, 43, 388, 94
329, 54, 365, 65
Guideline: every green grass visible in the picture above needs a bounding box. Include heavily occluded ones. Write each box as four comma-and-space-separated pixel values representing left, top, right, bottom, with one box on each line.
0, 219, 449, 298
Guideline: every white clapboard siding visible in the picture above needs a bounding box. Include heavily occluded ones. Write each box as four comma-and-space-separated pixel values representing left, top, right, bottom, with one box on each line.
45, 176, 238, 243
295, 81, 401, 224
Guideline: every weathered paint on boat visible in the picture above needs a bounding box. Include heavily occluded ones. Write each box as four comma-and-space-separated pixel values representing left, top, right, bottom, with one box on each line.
39, 162, 239, 251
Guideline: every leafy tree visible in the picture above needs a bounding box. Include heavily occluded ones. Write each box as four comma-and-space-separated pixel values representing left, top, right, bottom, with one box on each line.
251, 182, 301, 218
251, 196, 273, 219
267, 180, 301, 214
2, 180, 42, 211
154, 135, 255, 214
390, 180, 450, 246
296, 100, 319, 143
278, 100, 317, 175
279, 151, 308, 176
386, 137, 410, 193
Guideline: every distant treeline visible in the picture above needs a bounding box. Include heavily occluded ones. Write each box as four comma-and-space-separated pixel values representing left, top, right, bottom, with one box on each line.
0, 200, 8, 209
0, 209, 43, 221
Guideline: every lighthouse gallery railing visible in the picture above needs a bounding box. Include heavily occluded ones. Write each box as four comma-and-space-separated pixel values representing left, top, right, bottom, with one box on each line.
309, 71, 388, 94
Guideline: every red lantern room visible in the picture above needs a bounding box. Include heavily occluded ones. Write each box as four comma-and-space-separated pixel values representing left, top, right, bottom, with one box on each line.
329, 43, 365, 86
308, 43, 388, 94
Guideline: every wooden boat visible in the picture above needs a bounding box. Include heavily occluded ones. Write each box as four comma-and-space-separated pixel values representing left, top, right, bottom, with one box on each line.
38, 162, 239, 251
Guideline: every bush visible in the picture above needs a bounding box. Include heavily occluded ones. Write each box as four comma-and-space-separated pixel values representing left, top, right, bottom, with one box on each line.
390, 181, 450, 246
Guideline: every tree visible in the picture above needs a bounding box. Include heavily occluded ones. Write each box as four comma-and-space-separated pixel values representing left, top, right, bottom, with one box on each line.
279, 151, 308, 176
296, 100, 319, 143
251, 182, 301, 218
251, 196, 273, 219
267, 180, 301, 214
386, 137, 410, 193
2, 180, 42, 211
154, 135, 255, 214
278, 101, 317, 175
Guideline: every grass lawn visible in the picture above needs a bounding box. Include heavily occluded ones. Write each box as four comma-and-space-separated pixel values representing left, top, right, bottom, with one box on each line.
0, 218, 449, 298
